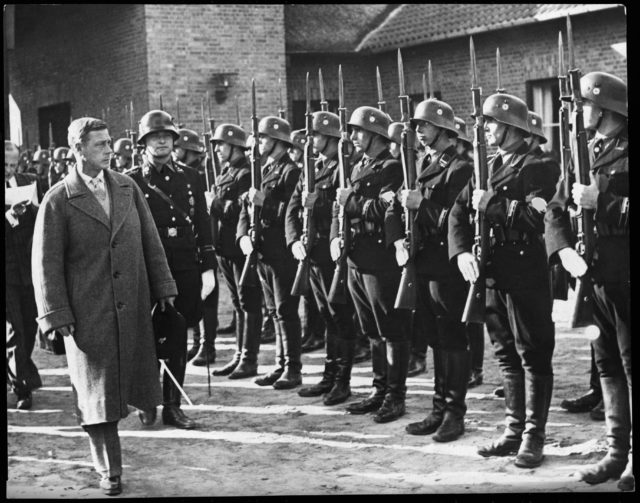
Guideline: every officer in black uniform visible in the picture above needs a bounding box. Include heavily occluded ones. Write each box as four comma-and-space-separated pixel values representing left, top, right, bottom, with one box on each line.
208, 123, 262, 379
449, 93, 556, 467
396, 99, 473, 443
112, 138, 133, 173
545, 72, 631, 490
287, 111, 357, 405
388, 121, 427, 378
331, 106, 410, 423
237, 116, 303, 390
126, 110, 217, 429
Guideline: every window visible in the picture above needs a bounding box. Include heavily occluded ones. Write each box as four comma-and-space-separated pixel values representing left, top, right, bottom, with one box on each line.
38, 102, 71, 148
526, 78, 559, 154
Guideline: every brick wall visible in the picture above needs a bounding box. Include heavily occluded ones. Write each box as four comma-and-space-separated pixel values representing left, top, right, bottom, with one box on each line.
143, 4, 286, 133
8, 4, 148, 147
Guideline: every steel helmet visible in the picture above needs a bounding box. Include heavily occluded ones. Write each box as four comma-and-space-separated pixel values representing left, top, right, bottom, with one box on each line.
212, 123, 248, 149
482, 93, 530, 135
53, 147, 70, 161
137, 110, 179, 144
175, 128, 205, 153
387, 122, 418, 151
311, 111, 340, 138
32, 149, 50, 163
65, 149, 76, 161
289, 129, 307, 151
347, 106, 390, 140
527, 112, 547, 144
454, 117, 472, 145
258, 116, 293, 145
580, 71, 627, 117
113, 138, 133, 158
411, 99, 458, 136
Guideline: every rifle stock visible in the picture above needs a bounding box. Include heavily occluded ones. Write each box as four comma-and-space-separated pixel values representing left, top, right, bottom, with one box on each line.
462, 37, 489, 324
201, 99, 220, 249
328, 65, 350, 305
239, 80, 262, 289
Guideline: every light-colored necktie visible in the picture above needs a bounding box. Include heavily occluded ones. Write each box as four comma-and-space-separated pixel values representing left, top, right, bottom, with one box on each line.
90, 178, 110, 218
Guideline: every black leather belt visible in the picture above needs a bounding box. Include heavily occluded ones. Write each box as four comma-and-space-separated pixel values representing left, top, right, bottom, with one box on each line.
158, 226, 191, 238
491, 227, 531, 245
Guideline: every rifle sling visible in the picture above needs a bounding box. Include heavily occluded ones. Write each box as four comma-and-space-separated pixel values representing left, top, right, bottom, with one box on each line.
145, 181, 193, 225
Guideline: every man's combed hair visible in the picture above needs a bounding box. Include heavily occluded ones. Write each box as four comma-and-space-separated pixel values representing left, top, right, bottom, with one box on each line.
68, 117, 108, 150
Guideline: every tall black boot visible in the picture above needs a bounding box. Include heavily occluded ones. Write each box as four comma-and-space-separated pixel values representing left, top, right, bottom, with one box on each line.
162, 353, 196, 429
260, 310, 276, 343
374, 340, 410, 423
467, 323, 484, 387
212, 311, 244, 376
515, 374, 553, 467
433, 350, 470, 442
478, 372, 526, 456
324, 338, 355, 406
255, 316, 285, 386
299, 328, 337, 397
578, 376, 630, 483
217, 310, 237, 335
346, 338, 386, 414
186, 326, 200, 360
273, 319, 303, 390
618, 383, 634, 491
191, 316, 217, 366
229, 311, 261, 379
406, 348, 447, 435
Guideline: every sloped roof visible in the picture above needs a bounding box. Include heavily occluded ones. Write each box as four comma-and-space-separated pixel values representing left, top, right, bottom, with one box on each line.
285, 4, 394, 53
357, 4, 621, 53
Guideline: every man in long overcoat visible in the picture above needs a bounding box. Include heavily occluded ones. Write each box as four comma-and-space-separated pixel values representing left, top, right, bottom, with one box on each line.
31, 117, 177, 496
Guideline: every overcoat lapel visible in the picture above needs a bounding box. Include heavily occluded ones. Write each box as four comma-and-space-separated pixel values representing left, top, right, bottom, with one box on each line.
64, 167, 111, 230
104, 169, 134, 239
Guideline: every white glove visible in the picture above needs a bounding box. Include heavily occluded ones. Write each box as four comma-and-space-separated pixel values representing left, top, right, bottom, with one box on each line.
457, 252, 480, 283
558, 247, 588, 278
291, 240, 306, 261
201, 269, 216, 300
239, 235, 254, 256
394, 239, 409, 267
330, 237, 342, 262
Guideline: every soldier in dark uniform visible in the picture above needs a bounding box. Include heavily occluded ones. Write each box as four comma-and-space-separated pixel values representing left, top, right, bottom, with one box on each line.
527, 111, 561, 184
453, 116, 485, 389
331, 106, 410, 423
48, 147, 70, 187
125, 110, 217, 429
237, 116, 303, 390
449, 93, 556, 467
287, 111, 357, 405
545, 72, 631, 490
174, 128, 206, 170
31, 149, 51, 193
393, 99, 473, 442
208, 123, 262, 379
112, 138, 133, 173
388, 121, 427, 378
65, 148, 77, 171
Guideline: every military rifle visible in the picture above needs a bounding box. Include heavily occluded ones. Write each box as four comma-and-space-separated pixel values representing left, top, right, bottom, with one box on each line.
176, 97, 183, 128
48, 121, 56, 161
461, 37, 490, 324
291, 73, 316, 296
127, 100, 144, 170
239, 80, 262, 288
206, 95, 220, 190
566, 15, 595, 329
319, 68, 328, 112
428, 60, 434, 98
376, 66, 387, 114
235, 95, 241, 126
422, 73, 428, 100
201, 98, 220, 250
159, 94, 164, 111
327, 65, 350, 304
278, 77, 286, 120
393, 49, 418, 310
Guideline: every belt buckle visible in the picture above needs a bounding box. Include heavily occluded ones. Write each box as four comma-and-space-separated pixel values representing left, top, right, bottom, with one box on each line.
168, 227, 178, 237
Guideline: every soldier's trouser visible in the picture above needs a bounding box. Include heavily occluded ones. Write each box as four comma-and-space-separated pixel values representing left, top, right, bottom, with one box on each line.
82, 421, 122, 479
310, 261, 356, 343
200, 272, 218, 344
467, 322, 485, 374
6, 283, 42, 396
258, 259, 301, 370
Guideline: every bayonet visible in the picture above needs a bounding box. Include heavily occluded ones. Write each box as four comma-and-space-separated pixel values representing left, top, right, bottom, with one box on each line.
319, 68, 328, 112
428, 60, 434, 98
278, 77, 286, 119
496, 47, 505, 93
376, 66, 386, 113
397, 49, 408, 121
176, 97, 181, 127
422, 73, 428, 101
159, 94, 164, 111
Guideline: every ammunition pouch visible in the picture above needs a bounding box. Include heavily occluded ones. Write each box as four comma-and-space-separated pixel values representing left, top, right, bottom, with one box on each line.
595, 224, 628, 238
349, 218, 383, 247
490, 226, 532, 246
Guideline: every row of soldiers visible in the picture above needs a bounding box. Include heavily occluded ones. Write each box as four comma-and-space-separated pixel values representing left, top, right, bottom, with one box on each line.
7, 45, 630, 490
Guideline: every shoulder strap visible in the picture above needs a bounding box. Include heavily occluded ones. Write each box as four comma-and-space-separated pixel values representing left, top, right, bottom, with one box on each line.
146, 182, 192, 225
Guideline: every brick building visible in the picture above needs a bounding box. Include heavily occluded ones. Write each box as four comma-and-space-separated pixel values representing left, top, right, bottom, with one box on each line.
5, 4, 626, 157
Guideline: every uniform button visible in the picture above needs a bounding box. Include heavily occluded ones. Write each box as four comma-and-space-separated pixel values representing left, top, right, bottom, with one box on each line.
440, 241, 444, 246
145, 193, 149, 198
611, 169, 616, 174
502, 186, 507, 191
170, 206, 174, 210
519, 250, 524, 256
377, 239, 382, 244
172, 217, 176, 222
113, 272, 120, 279
366, 182, 371, 186
117, 302, 124, 309
165, 176, 170, 181
188, 191, 193, 195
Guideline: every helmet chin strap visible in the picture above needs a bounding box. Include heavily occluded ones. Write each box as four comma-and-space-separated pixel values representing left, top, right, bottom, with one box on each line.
362, 132, 373, 155
497, 124, 510, 149
428, 127, 443, 149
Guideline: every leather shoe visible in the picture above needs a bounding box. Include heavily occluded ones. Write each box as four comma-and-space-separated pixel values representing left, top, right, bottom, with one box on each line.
187, 342, 200, 360
589, 399, 605, 421
228, 361, 258, 380
373, 396, 406, 423
273, 368, 302, 390
406, 413, 442, 435
254, 367, 284, 386
190, 343, 216, 366
477, 435, 522, 457
433, 413, 465, 443
16, 393, 32, 410
137, 407, 157, 426
301, 336, 324, 353
560, 388, 602, 413
323, 382, 351, 406
212, 356, 240, 376
514, 435, 545, 468
345, 392, 385, 415
162, 405, 196, 429
468, 370, 484, 388
99, 476, 122, 496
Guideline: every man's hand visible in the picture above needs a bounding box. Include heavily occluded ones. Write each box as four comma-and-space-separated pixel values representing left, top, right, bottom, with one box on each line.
394, 239, 409, 267
55, 324, 75, 338
330, 237, 342, 262
158, 296, 176, 312
400, 189, 422, 210
336, 188, 353, 207
239, 235, 253, 256
572, 182, 598, 210
301, 190, 318, 210
457, 252, 480, 283
10, 201, 30, 218
248, 187, 265, 207
201, 269, 216, 300
291, 240, 306, 261
558, 247, 589, 278
472, 189, 486, 212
